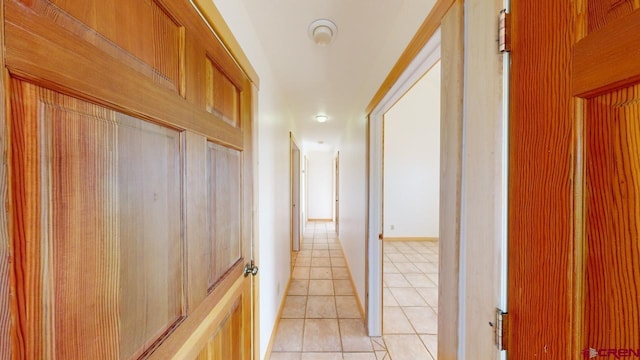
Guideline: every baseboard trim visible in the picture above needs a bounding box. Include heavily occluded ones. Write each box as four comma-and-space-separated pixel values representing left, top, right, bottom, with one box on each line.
263, 276, 292, 359
383, 236, 439, 242
307, 218, 333, 222
343, 249, 366, 320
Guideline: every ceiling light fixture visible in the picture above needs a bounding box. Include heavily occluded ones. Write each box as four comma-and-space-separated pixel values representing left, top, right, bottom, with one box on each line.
315, 114, 328, 123
308, 19, 337, 46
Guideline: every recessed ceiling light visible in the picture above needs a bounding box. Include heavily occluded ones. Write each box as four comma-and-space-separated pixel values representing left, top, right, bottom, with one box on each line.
308, 19, 337, 46
315, 114, 328, 123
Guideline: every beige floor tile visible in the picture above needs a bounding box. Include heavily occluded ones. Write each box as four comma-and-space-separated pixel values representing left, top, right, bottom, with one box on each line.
416, 287, 438, 308
308, 279, 335, 295
298, 250, 313, 258
303, 319, 342, 352
273, 319, 304, 352
331, 257, 347, 267
340, 319, 373, 352
336, 296, 361, 318
403, 274, 436, 288
293, 267, 311, 280
389, 288, 427, 307
301, 353, 343, 360
383, 263, 399, 274
334, 280, 354, 295
310, 267, 333, 279
425, 273, 438, 287
332, 267, 349, 279
312, 250, 330, 258
403, 307, 437, 334
386, 253, 409, 263
296, 257, 312, 267
383, 274, 410, 288
370, 337, 386, 351
313, 243, 329, 250
270, 352, 302, 360
405, 254, 428, 262
382, 288, 398, 307
394, 262, 422, 274
330, 250, 344, 257
382, 307, 413, 334
375, 350, 390, 359
329, 243, 342, 250
306, 296, 337, 318
311, 257, 332, 267
417, 262, 438, 274
342, 353, 376, 360
384, 335, 433, 360
282, 296, 307, 318
289, 280, 309, 295
420, 334, 438, 358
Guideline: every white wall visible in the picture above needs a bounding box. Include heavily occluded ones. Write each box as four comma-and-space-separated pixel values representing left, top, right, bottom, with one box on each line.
306, 151, 334, 220
383, 62, 440, 238
210, 2, 294, 359
336, 117, 368, 310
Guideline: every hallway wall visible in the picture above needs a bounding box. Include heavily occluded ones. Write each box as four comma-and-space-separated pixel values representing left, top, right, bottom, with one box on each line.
211, 1, 296, 359
336, 116, 368, 309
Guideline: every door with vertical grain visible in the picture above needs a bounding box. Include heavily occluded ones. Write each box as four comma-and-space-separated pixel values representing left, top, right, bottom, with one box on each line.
2, 0, 257, 358
576, 3, 640, 355
509, 1, 640, 358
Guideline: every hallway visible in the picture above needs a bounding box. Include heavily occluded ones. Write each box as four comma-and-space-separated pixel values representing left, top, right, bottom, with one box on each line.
269, 222, 439, 359
270, 222, 389, 359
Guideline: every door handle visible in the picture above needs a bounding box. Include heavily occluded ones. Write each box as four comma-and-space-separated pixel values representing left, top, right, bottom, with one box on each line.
244, 260, 259, 277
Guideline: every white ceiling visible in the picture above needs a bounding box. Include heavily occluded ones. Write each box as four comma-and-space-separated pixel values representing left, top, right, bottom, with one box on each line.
242, 0, 437, 151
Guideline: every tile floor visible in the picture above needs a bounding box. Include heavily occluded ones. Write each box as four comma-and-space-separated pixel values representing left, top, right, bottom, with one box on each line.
383, 241, 439, 359
269, 222, 439, 360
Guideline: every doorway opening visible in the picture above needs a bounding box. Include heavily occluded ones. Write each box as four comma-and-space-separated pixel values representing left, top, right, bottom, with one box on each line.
290, 133, 302, 266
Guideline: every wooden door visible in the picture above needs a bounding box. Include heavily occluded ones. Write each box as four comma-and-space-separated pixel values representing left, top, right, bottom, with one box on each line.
0, 0, 257, 358
509, 1, 640, 358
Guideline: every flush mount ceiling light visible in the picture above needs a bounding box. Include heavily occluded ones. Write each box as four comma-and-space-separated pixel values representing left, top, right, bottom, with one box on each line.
315, 114, 329, 123
308, 19, 337, 46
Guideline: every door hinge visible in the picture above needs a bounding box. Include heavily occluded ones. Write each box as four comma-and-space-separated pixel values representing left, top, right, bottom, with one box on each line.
498, 9, 511, 53
494, 308, 509, 351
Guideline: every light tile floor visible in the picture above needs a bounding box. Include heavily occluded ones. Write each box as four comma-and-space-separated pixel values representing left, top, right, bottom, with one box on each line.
270, 222, 390, 360
383, 241, 439, 359
269, 223, 439, 360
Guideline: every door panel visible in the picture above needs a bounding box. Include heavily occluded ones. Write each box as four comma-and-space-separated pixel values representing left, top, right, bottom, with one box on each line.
11, 79, 183, 359
510, 1, 640, 357
586, 83, 640, 349
207, 142, 242, 288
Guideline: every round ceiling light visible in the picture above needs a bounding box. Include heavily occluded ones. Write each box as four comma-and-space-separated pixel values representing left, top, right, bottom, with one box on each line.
308, 19, 337, 46
315, 114, 328, 123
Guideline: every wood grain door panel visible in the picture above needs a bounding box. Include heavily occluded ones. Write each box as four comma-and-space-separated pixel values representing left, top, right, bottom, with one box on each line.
509, 2, 640, 357
10, 79, 184, 359
586, 83, 640, 349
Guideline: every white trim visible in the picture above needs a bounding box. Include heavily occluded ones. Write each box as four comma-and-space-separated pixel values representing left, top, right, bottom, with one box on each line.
367, 28, 441, 336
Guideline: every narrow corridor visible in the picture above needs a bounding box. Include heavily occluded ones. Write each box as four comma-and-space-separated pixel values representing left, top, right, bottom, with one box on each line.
269, 222, 389, 359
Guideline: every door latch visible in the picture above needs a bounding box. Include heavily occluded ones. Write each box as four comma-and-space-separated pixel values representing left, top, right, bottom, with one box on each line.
244, 260, 259, 277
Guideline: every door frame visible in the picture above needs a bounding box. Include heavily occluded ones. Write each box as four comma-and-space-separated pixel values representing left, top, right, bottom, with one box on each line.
365, 0, 508, 357
367, 28, 442, 337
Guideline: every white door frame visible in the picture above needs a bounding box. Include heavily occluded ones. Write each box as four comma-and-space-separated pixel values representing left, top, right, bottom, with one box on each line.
367, 29, 441, 336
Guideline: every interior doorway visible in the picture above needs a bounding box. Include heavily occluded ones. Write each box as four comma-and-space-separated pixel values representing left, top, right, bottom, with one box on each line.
367, 28, 442, 338
290, 133, 301, 257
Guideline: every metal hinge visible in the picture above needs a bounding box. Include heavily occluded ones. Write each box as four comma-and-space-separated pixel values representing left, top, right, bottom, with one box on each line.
493, 308, 509, 351
498, 9, 511, 53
